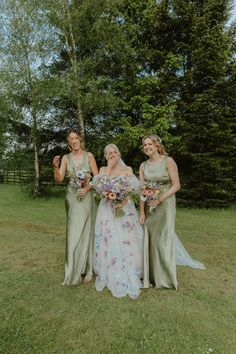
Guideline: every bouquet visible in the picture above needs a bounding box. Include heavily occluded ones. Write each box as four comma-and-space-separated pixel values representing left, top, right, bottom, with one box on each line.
140, 179, 163, 213
67, 168, 91, 199
91, 174, 139, 217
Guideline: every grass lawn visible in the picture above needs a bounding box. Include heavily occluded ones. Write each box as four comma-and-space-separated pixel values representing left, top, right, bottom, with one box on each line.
0, 184, 235, 354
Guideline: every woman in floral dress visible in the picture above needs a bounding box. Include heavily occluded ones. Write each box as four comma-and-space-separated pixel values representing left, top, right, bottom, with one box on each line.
53, 129, 98, 285
93, 144, 143, 299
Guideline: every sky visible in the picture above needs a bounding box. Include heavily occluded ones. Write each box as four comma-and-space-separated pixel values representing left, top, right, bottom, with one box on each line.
232, 0, 236, 21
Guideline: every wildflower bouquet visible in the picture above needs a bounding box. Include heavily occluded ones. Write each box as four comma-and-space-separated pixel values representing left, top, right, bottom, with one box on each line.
91, 174, 139, 217
67, 168, 91, 199
140, 179, 163, 213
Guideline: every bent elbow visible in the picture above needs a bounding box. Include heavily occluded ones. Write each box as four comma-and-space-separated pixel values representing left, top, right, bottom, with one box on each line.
176, 182, 180, 192
54, 177, 62, 184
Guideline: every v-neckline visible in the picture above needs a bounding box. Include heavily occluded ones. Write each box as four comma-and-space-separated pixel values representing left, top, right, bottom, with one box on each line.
70, 152, 85, 170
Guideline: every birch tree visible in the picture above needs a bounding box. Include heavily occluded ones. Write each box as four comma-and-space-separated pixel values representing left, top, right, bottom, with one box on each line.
0, 0, 59, 195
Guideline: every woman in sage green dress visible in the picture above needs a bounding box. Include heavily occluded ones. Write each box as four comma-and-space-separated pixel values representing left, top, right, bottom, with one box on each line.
53, 130, 98, 285
139, 134, 205, 290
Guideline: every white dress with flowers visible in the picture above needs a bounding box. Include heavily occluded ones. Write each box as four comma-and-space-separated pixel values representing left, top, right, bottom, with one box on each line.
93, 174, 143, 299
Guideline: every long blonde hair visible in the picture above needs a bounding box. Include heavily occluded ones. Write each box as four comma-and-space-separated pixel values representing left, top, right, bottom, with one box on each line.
104, 144, 121, 159
142, 134, 167, 155
104, 144, 128, 167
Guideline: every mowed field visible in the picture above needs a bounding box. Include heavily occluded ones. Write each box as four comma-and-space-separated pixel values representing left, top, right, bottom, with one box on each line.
0, 185, 235, 354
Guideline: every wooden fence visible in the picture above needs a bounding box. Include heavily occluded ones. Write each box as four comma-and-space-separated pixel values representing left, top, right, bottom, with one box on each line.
0, 169, 66, 187
0, 170, 34, 184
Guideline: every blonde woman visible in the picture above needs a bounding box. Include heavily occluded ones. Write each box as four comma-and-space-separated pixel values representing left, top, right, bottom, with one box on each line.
93, 144, 143, 299
139, 134, 205, 290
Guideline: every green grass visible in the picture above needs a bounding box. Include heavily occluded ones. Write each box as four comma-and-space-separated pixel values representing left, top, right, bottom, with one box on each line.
0, 184, 235, 354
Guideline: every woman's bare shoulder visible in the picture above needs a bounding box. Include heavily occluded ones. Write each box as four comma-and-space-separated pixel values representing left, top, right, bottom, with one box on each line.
121, 166, 133, 176
61, 154, 69, 163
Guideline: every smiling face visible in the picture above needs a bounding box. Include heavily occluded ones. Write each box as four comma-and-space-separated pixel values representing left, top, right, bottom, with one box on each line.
106, 147, 119, 161
67, 132, 81, 151
143, 137, 158, 156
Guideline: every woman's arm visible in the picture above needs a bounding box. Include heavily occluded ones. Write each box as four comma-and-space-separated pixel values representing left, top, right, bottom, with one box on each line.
139, 163, 146, 224
146, 157, 180, 208
77, 153, 99, 198
105, 154, 120, 175
159, 157, 180, 202
53, 155, 67, 183
88, 152, 99, 176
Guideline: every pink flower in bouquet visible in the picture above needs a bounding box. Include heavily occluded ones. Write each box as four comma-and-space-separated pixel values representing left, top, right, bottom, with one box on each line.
146, 189, 155, 196
141, 179, 163, 213
91, 174, 140, 217
108, 192, 117, 200
141, 189, 148, 196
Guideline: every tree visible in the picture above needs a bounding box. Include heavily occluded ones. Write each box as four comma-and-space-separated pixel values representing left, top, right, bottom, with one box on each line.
0, 0, 59, 195
1, 0, 235, 206
168, 0, 236, 207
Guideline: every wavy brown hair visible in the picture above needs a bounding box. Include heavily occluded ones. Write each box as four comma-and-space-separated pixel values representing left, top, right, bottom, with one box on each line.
66, 129, 85, 150
142, 134, 167, 156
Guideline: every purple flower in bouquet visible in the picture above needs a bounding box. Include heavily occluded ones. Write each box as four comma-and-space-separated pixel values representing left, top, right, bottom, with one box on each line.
67, 168, 91, 199
91, 175, 139, 217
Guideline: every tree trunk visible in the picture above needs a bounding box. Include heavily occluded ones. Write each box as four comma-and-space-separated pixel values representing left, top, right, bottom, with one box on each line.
33, 140, 40, 196
62, 0, 85, 136
32, 110, 40, 196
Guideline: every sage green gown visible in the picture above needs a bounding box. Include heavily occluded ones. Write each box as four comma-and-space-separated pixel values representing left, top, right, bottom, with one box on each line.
63, 152, 95, 286
142, 157, 178, 290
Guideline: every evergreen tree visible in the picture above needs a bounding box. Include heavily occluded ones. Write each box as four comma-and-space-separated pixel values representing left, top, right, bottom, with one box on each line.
169, 0, 236, 207
43, 0, 179, 169
100, 0, 180, 169
1, 0, 235, 206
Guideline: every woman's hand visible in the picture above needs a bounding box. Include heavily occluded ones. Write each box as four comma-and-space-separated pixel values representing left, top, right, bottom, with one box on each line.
53, 155, 67, 183
53, 156, 61, 168
107, 155, 119, 170
147, 199, 161, 207
139, 211, 146, 224
76, 185, 90, 199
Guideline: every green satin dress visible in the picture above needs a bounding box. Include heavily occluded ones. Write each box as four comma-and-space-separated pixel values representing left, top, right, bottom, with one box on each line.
142, 157, 177, 290
63, 152, 95, 286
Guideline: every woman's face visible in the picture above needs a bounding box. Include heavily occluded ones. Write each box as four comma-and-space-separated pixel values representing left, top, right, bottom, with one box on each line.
143, 138, 158, 156
106, 147, 119, 163
67, 132, 81, 151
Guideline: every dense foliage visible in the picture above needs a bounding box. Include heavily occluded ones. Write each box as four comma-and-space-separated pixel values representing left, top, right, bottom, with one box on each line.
0, 0, 235, 206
